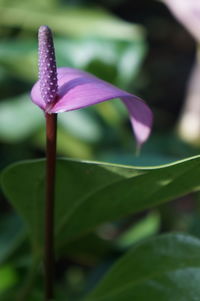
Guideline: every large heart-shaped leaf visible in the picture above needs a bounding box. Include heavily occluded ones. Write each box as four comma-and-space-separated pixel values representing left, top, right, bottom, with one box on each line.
1, 156, 200, 252
85, 233, 200, 301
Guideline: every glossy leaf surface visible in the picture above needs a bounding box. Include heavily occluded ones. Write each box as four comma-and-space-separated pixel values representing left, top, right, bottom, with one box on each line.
86, 234, 200, 301
1, 156, 200, 252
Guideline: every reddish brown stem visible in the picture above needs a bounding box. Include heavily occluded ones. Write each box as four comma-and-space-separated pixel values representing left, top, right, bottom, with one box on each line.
45, 113, 57, 300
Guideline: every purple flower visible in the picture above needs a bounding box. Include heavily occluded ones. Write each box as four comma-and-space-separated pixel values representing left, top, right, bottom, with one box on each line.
31, 25, 153, 148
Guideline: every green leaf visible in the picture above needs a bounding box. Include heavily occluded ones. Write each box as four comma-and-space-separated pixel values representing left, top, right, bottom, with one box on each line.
0, 214, 25, 264
0, 94, 43, 142
0, 4, 144, 41
0, 37, 146, 87
1, 156, 200, 252
0, 93, 101, 146
116, 211, 160, 248
85, 234, 200, 301
0, 40, 37, 81
0, 265, 18, 295
59, 109, 103, 143
0, 0, 56, 10
62, 233, 112, 265
55, 38, 146, 88
35, 127, 94, 159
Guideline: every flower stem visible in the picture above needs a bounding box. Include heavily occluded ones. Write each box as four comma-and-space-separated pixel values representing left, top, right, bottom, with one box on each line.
45, 112, 57, 300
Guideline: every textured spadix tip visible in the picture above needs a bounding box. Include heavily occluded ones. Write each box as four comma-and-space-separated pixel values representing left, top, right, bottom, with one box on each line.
38, 25, 58, 106
39, 25, 50, 34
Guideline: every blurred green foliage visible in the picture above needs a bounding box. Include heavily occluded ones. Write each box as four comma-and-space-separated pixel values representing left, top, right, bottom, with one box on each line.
1, 0, 200, 300
0, 0, 147, 160
0, 1, 150, 299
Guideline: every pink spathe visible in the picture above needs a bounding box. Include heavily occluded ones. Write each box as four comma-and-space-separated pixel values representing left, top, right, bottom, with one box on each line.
31, 25, 153, 148
163, 0, 200, 41
31, 67, 153, 148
